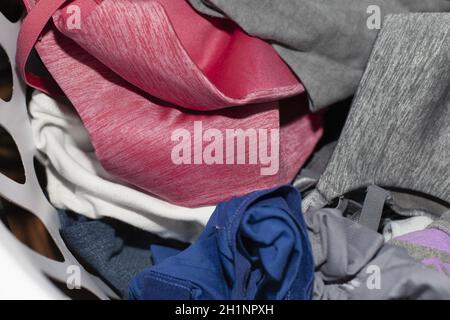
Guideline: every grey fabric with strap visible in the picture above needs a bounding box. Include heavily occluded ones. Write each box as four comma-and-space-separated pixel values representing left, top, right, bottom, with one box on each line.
358, 185, 391, 231
307, 208, 450, 299
304, 14, 450, 215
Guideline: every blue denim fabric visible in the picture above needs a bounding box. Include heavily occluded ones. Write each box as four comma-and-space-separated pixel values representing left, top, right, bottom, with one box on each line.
129, 185, 314, 300
59, 210, 187, 298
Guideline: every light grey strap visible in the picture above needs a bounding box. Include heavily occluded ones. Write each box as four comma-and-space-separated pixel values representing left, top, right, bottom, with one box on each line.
302, 189, 328, 214
358, 185, 391, 231
335, 197, 348, 212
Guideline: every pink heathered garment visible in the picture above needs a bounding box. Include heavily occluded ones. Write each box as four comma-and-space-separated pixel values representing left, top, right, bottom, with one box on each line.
18, 0, 323, 207
53, 0, 304, 110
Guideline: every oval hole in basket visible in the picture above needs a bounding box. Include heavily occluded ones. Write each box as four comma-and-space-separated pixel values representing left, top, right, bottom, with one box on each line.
34, 156, 49, 199
0, 44, 13, 102
0, 196, 65, 262
0, 125, 25, 183
45, 276, 101, 300
0, 0, 23, 23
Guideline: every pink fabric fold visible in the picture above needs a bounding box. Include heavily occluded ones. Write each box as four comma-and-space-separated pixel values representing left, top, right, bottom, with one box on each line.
52, 0, 303, 110
18, 0, 322, 207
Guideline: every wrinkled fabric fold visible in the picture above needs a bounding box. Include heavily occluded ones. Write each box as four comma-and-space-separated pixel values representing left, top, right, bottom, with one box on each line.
304, 13, 450, 214
20, 0, 322, 207
306, 208, 450, 299
29, 91, 213, 242
189, 0, 450, 110
52, 0, 304, 110
383, 216, 433, 242
129, 185, 314, 300
58, 210, 155, 298
129, 192, 450, 300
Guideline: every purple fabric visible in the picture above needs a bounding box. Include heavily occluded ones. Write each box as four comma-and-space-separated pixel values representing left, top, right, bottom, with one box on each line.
396, 229, 450, 253
422, 258, 450, 274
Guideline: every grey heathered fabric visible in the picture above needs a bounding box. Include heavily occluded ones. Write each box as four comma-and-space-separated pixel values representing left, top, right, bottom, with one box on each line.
303, 14, 450, 214
307, 208, 450, 299
390, 192, 449, 218
188, 1, 450, 110
430, 212, 450, 235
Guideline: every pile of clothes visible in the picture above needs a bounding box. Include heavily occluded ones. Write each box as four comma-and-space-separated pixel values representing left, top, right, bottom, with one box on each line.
16, 0, 450, 299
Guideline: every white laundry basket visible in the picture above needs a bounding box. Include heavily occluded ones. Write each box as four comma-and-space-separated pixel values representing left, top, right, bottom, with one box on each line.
0, 4, 117, 300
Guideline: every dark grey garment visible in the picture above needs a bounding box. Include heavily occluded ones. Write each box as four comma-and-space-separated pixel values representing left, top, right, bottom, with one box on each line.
293, 97, 351, 191
307, 208, 450, 299
303, 13, 450, 214
293, 141, 337, 192
390, 192, 449, 219
189, 1, 450, 110
59, 211, 188, 298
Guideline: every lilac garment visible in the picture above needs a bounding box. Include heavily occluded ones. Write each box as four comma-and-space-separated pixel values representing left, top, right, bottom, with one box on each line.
390, 212, 450, 277
395, 229, 450, 253
422, 258, 450, 275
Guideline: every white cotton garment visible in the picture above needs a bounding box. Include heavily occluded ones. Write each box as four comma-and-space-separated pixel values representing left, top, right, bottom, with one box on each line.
383, 216, 433, 242
29, 92, 214, 243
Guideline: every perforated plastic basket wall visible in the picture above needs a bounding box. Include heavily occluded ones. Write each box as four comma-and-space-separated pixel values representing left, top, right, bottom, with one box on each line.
0, 6, 117, 300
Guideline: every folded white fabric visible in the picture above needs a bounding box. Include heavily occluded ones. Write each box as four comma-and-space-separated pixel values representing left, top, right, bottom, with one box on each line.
29, 92, 214, 243
383, 216, 433, 242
